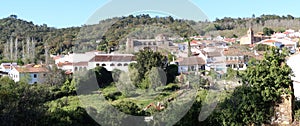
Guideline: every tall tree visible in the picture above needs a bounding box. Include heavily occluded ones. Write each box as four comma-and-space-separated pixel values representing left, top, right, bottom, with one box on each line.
14, 37, 18, 60
44, 42, 49, 65
4, 39, 9, 60
10, 37, 13, 60
26, 37, 30, 62
22, 40, 25, 60
31, 38, 36, 63
134, 48, 165, 85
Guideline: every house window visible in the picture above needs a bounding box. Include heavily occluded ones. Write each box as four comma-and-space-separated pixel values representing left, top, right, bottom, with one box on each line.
33, 74, 37, 78
233, 64, 237, 68
238, 56, 243, 61
239, 64, 244, 68
110, 63, 115, 66
101, 64, 106, 66
96, 63, 100, 67
124, 63, 128, 66
117, 63, 122, 66
190, 66, 195, 71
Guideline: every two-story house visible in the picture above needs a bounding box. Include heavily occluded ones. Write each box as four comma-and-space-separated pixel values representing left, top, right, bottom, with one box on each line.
202, 48, 227, 73
8, 65, 48, 84
177, 56, 206, 73
223, 48, 248, 71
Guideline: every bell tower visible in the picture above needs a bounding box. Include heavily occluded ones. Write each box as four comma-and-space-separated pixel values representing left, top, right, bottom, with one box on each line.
247, 27, 254, 44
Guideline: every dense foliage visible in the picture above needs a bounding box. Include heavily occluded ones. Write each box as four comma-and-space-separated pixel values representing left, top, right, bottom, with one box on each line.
0, 48, 296, 125
206, 48, 294, 125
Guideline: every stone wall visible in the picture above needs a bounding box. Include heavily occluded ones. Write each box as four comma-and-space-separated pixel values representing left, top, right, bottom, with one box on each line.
272, 85, 295, 125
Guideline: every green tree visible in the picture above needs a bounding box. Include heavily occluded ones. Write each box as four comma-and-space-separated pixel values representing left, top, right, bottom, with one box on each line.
113, 100, 142, 116
218, 47, 294, 125
224, 67, 238, 80
263, 27, 275, 36
44, 66, 66, 86
134, 48, 165, 85
254, 44, 270, 51
166, 64, 179, 84
167, 53, 176, 63
94, 66, 113, 88
146, 67, 167, 90
0, 77, 50, 125
61, 79, 76, 95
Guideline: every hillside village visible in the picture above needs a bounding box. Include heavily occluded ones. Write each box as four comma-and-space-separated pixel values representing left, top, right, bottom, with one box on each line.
1, 14, 300, 125
1, 28, 298, 85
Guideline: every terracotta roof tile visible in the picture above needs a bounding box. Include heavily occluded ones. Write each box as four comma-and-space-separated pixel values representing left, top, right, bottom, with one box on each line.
73, 62, 88, 66
207, 51, 222, 57
264, 39, 277, 43
178, 57, 205, 66
89, 54, 135, 62
15, 67, 48, 73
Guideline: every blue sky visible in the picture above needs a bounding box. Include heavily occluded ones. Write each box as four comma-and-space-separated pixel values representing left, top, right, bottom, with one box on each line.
0, 0, 299, 28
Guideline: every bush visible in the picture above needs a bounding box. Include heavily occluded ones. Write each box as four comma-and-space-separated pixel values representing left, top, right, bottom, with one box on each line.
104, 91, 122, 101
163, 84, 180, 91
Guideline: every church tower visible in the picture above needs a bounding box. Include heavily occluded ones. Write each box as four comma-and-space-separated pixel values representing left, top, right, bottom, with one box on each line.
126, 38, 134, 52
247, 27, 254, 44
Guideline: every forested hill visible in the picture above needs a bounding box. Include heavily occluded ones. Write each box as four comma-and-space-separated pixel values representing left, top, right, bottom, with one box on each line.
0, 15, 80, 63
208, 14, 300, 38
1, 14, 300, 63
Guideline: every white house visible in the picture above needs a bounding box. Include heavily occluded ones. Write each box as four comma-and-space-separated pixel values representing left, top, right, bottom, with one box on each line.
8, 65, 48, 84
88, 54, 136, 72
57, 61, 73, 73
177, 56, 206, 73
202, 48, 227, 73
52, 51, 102, 64
256, 39, 298, 52
57, 61, 89, 73
287, 53, 300, 99
0, 63, 18, 77
223, 48, 248, 71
